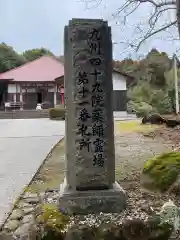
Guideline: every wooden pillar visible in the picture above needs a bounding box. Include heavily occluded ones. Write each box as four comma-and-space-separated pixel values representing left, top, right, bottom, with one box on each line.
54, 85, 57, 107
13, 93, 16, 102
60, 85, 65, 107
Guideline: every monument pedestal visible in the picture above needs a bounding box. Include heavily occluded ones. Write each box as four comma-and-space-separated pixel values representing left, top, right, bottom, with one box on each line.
59, 179, 126, 215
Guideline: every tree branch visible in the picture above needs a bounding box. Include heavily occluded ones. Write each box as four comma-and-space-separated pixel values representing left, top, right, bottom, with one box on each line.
83, 0, 179, 52
176, 0, 180, 38
136, 20, 177, 51
112, 0, 178, 50
149, 7, 176, 27
136, 0, 175, 7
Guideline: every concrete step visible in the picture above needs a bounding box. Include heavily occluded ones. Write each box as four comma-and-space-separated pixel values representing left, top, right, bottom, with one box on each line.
0, 110, 49, 119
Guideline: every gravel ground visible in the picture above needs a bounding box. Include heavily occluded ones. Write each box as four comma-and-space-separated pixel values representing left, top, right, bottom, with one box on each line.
113, 130, 180, 222
3, 124, 180, 238
115, 131, 172, 183
42, 129, 178, 220
38, 130, 180, 233
33, 128, 178, 212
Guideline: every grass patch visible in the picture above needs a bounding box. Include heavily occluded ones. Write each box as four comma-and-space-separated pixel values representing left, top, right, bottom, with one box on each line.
115, 120, 159, 133
25, 140, 65, 193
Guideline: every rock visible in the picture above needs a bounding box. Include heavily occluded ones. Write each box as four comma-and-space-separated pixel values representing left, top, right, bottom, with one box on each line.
52, 193, 59, 200
18, 202, 33, 208
147, 216, 173, 240
65, 225, 97, 240
14, 223, 31, 238
23, 207, 35, 215
4, 220, 20, 232
0, 232, 14, 240
46, 197, 55, 204
141, 151, 180, 192
22, 214, 34, 224
140, 204, 155, 215
9, 209, 24, 220
23, 193, 38, 199
23, 192, 45, 199
23, 197, 40, 205
122, 219, 149, 239
14, 223, 40, 240
142, 114, 166, 125
45, 188, 57, 193
168, 175, 180, 195
166, 119, 180, 128
98, 223, 121, 239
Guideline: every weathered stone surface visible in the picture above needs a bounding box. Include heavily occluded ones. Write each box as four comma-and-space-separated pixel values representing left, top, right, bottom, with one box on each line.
9, 209, 24, 220
23, 207, 35, 215
142, 114, 166, 125
23, 192, 45, 200
22, 214, 34, 224
18, 202, 33, 208
60, 181, 126, 214
0, 232, 14, 240
23, 197, 39, 205
60, 18, 126, 214
4, 220, 20, 232
14, 223, 32, 238
64, 19, 115, 190
23, 193, 38, 199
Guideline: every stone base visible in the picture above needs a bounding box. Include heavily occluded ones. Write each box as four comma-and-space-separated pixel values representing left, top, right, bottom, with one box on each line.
59, 179, 127, 215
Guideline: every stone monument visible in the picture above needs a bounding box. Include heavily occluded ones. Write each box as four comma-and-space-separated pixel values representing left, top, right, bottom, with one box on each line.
59, 18, 126, 214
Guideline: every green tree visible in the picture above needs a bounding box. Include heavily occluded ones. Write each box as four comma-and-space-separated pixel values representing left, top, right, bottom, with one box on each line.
122, 48, 175, 115
0, 43, 27, 73
22, 48, 54, 62
115, 48, 171, 88
145, 49, 171, 87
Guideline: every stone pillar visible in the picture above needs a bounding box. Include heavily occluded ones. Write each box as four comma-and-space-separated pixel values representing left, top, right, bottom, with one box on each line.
59, 18, 126, 214
54, 85, 57, 107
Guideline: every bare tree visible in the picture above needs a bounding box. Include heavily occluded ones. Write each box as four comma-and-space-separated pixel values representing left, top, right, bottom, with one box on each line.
83, 0, 180, 51
177, 0, 180, 36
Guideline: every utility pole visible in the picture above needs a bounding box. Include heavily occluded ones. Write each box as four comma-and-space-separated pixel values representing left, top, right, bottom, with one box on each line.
173, 54, 179, 114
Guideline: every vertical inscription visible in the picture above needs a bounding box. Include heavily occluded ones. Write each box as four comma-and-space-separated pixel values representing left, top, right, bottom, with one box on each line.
76, 69, 91, 152
72, 23, 106, 174
88, 28, 106, 168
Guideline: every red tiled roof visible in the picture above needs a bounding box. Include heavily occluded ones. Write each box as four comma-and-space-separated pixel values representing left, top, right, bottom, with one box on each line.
0, 56, 64, 82
0, 55, 134, 83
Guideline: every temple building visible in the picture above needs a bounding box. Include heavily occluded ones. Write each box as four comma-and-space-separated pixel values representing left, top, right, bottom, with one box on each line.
0, 55, 133, 112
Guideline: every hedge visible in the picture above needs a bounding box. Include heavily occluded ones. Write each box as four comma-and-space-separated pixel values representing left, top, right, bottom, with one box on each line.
49, 107, 65, 120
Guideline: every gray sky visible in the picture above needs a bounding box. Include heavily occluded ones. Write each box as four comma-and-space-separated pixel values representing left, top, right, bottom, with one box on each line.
0, 0, 179, 60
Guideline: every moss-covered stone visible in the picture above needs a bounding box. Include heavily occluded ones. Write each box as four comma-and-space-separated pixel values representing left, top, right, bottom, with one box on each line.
142, 152, 180, 191
65, 218, 173, 240
65, 225, 98, 240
